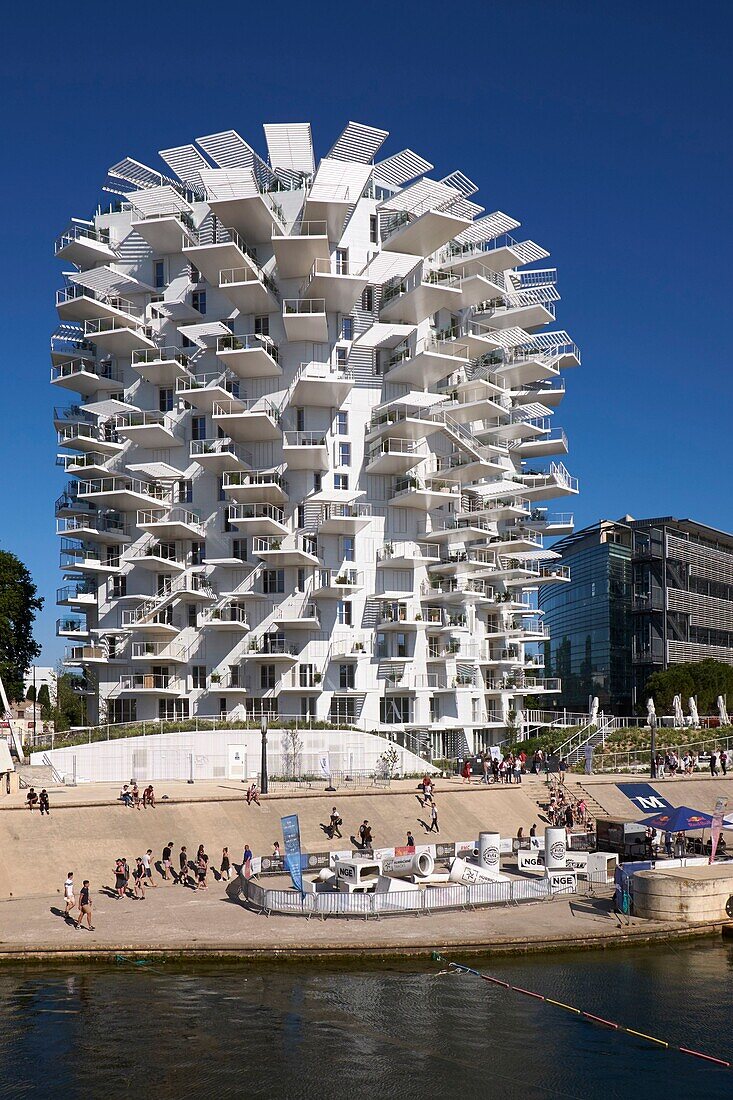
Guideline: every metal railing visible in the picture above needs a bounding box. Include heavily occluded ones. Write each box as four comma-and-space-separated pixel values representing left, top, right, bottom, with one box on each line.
55, 222, 114, 255
283, 298, 326, 315
283, 431, 327, 447
217, 333, 279, 362
51, 359, 123, 385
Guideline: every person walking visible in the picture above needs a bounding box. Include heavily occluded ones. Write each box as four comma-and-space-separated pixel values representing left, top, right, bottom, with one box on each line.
133, 857, 146, 899
142, 849, 157, 888
428, 802, 439, 833
242, 844, 253, 879
162, 842, 173, 881
39, 789, 50, 816
196, 851, 209, 890
406, 831, 415, 848
178, 846, 189, 887
76, 880, 95, 931
513, 757, 522, 785
481, 757, 490, 785
220, 846, 231, 881
710, 750, 719, 777
721, 749, 728, 777
358, 820, 373, 849
461, 760, 472, 784
558, 758, 568, 785
63, 872, 77, 922
329, 807, 343, 839
272, 841, 281, 862
114, 858, 127, 899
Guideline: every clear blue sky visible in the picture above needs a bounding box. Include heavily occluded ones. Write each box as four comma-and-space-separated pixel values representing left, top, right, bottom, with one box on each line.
2, 0, 731, 663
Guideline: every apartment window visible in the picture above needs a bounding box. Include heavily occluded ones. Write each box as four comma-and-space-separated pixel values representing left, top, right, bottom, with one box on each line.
182, 335, 194, 349
341, 536, 355, 563
223, 513, 235, 533
159, 387, 174, 413
261, 665, 276, 690
299, 664, 315, 688
297, 568, 306, 592
301, 698, 316, 720
107, 635, 121, 659
313, 472, 322, 492
380, 697, 410, 724
336, 346, 348, 369
192, 290, 206, 315
339, 664, 355, 690
110, 576, 126, 600
337, 411, 348, 436
159, 699, 189, 720
338, 442, 351, 467
175, 479, 193, 504
396, 632, 407, 659
295, 408, 305, 432
337, 600, 352, 626
429, 695, 441, 722
369, 215, 378, 244
296, 505, 305, 529
245, 699, 279, 719
342, 317, 353, 341
190, 541, 204, 566
263, 569, 285, 594
105, 547, 120, 568
156, 573, 172, 597
334, 474, 349, 491
335, 248, 348, 274
232, 539, 247, 561
187, 604, 197, 628
191, 665, 207, 689
109, 699, 136, 724
191, 415, 206, 441
428, 635, 440, 658
153, 259, 165, 289
254, 315, 269, 336
188, 262, 201, 283
361, 286, 373, 312
330, 697, 355, 723
109, 392, 125, 403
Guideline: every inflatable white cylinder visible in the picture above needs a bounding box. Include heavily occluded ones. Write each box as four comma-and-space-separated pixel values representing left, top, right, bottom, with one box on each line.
389, 851, 435, 878
449, 856, 501, 886
479, 832, 501, 874
544, 827, 567, 870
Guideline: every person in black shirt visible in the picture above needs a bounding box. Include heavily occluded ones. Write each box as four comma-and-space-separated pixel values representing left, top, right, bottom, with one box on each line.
77, 880, 94, 931
178, 845, 189, 887
358, 820, 373, 849
39, 789, 50, 815
162, 842, 173, 881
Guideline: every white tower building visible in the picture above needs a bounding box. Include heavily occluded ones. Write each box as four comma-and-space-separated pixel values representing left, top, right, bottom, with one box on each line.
52, 121, 579, 759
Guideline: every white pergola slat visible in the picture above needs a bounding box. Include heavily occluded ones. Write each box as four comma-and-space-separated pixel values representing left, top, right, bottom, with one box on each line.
199, 167, 259, 201
150, 300, 204, 322
178, 321, 232, 347
445, 197, 484, 220
512, 402, 553, 421
523, 330, 574, 350
327, 121, 389, 164
128, 185, 192, 218
196, 130, 255, 169
440, 171, 478, 198
373, 149, 433, 189
359, 251, 422, 284
68, 266, 155, 296
263, 123, 315, 175
378, 178, 461, 215
107, 157, 168, 190
474, 325, 531, 350
353, 322, 415, 349
158, 145, 210, 192
308, 159, 372, 203
456, 212, 521, 246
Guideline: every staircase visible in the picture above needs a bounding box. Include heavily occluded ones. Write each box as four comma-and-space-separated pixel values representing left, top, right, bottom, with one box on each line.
16, 761, 64, 788
430, 407, 485, 464
554, 716, 619, 767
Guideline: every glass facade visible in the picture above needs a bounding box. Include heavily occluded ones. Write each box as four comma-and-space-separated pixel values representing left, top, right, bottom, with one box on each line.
539, 526, 632, 713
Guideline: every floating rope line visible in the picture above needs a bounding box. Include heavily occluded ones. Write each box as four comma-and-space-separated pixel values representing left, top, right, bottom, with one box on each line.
431, 953, 730, 1070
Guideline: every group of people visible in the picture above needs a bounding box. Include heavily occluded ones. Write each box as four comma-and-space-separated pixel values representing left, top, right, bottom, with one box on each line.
545, 783, 594, 832
119, 782, 156, 809
111, 842, 240, 897
25, 787, 50, 814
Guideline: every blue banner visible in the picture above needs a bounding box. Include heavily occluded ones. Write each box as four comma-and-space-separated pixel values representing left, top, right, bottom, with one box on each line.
616, 783, 672, 814
281, 813, 304, 895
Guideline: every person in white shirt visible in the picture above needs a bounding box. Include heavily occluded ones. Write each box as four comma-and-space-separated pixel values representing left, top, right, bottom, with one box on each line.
63, 872, 77, 921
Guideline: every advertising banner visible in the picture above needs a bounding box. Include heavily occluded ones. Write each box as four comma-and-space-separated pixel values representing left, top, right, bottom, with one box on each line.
616, 783, 672, 813
281, 813, 304, 895
709, 796, 728, 864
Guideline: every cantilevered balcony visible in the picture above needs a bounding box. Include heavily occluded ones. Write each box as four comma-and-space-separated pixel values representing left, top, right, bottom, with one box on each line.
183, 225, 258, 284
476, 413, 549, 446
56, 616, 89, 639
223, 469, 288, 505
380, 202, 472, 257
131, 347, 193, 385
313, 568, 362, 597
60, 540, 121, 575
453, 265, 510, 310
512, 427, 568, 459
289, 361, 353, 407
300, 257, 368, 314
115, 410, 182, 449
473, 236, 550, 272
365, 400, 444, 444
376, 541, 441, 567
272, 221, 330, 278
376, 601, 423, 629
131, 640, 188, 663
457, 494, 531, 523
427, 547, 496, 576
131, 207, 197, 253
513, 379, 566, 408
210, 666, 249, 693
133, 505, 201, 541
389, 475, 461, 511
130, 538, 187, 573
520, 462, 579, 501
120, 608, 180, 636
118, 673, 183, 695
272, 601, 321, 629
189, 437, 251, 474
366, 437, 427, 475
58, 450, 114, 478
317, 502, 372, 534
51, 358, 124, 397
201, 602, 250, 631
212, 398, 282, 443
57, 581, 97, 608
282, 431, 329, 470
379, 267, 462, 325
282, 298, 328, 343
200, 174, 286, 244
423, 578, 495, 605
247, 636, 299, 662
83, 317, 155, 354
176, 371, 240, 414
493, 348, 564, 389
252, 535, 320, 567
64, 644, 109, 665
420, 515, 503, 543
435, 382, 508, 425
383, 336, 470, 387
56, 286, 142, 325
77, 476, 168, 512
57, 514, 131, 544
473, 287, 559, 332
227, 503, 288, 536
57, 421, 124, 456
216, 334, 281, 379
430, 448, 505, 486
523, 510, 574, 536
55, 222, 117, 267
219, 262, 279, 314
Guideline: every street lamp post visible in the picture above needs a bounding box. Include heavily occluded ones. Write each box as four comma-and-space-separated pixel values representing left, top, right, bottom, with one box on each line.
260, 715, 269, 795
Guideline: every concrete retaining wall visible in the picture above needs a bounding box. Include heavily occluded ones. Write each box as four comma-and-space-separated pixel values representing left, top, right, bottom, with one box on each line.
633, 865, 733, 922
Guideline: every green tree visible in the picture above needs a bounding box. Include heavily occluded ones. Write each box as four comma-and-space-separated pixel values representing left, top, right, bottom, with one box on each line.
37, 683, 51, 719
0, 551, 43, 702
645, 660, 733, 716
51, 668, 85, 732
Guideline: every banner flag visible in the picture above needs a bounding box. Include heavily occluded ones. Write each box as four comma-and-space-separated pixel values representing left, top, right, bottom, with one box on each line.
709, 797, 728, 865
281, 813, 304, 896
318, 752, 331, 780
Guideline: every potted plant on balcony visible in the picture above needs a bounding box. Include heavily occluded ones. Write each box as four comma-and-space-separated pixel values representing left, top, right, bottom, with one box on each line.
210, 671, 221, 684
353, 642, 365, 652
313, 672, 322, 684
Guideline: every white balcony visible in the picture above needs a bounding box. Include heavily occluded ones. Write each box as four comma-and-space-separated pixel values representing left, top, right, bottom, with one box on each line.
57, 515, 131, 544
62, 549, 122, 576
436, 382, 508, 425
59, 450, 113, 478
453, 265, 510, 310
280, 667, 325, 693
115, 410, 182, 449
523, 510, 574, 536
56, 287, 143, 325
216, 334, 281, 379
64, 644, 109, 665
376, 602, 423, 630
252, 535, 320, 567
317, 502, 372, 534
365, 401, 444, 443
313, 568, 362, 597
474, 289, 558, 332
520, 463, 579, 501
189, 437, 251, 474
219, 263, 279, 314
201, 602, 250, 631
120, 609, 180, 636
57, 582, 97, 607
131, 347, 193, 385
118, 673, 183, 695
223, 470, 288, 505
494, 350, 562, 388
423, 579, 495, 605
130, 539, 187, 573
246, 639, 299, 662
289, 362, 354, 407
419, 516, 497, 544
384, 337, 471, 387
379, 268, 462, 325
389, 475, 461, 512
376, 541, 441, 567
282, 298, 328, 343
83, 317, 155, 354
282, 431, 329, 470
212, 399, 282, 443
57, 422, 124, 456
513, 379, 566, 408
430, 449, 505, 486
301, 257, 368, 314
272, 601, 321, 629
381, 206, 472, 258
202, 179, 286, 244
176, 372, 240, 414
183, 226, 257, 284
427, 548, 496, 576
77, 477, 167, 511
227, 503, 288, 536
366, 437, 427, 475
272, 221, 330, 278
55, 223, 117, 266
458, 495, 531, 523
50, 358, 124, 397
211, 668, 249, 693
56, 617, 89, 639
474, 236, 550, 272
131, 641, 188, 663
512, 428, 568, 459
136, 507, 204, 540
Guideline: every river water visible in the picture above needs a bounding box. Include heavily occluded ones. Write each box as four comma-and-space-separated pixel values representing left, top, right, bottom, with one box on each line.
1, 940, 732, 1098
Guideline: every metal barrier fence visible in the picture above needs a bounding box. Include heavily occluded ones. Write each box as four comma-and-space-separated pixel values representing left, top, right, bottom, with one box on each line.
239, 872, 612, 919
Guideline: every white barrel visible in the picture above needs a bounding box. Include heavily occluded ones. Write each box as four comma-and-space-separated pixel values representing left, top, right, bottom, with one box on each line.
448, 856, 500, 886
389, 852, 435, 878
479, 832, 501, 874
544, 827, 567, 870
